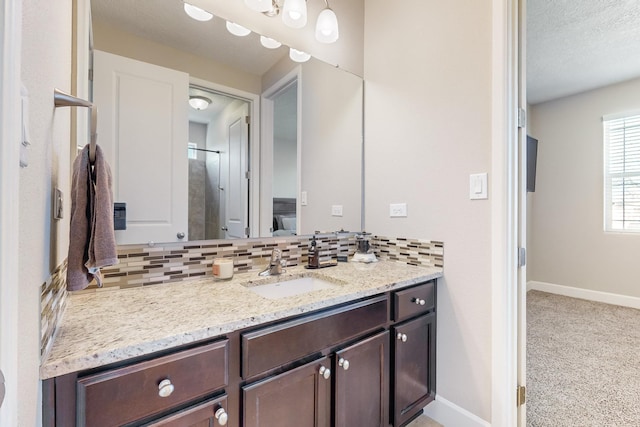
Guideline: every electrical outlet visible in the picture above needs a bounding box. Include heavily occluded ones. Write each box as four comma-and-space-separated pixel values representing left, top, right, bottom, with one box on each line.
331, 205, 343, 216
390, 203, 407, 217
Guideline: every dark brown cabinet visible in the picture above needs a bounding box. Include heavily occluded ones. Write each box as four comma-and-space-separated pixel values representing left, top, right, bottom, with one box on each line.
389, 279, 437, 425
44, 280, 437, 427
334, 331, 389, 427
243, 357, 331, 427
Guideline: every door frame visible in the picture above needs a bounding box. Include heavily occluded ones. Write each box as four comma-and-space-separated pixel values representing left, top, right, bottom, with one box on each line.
259, 66, 302, 237
190, 77, 260, 238
0, 0, 22, 424
491, 0, 523, 426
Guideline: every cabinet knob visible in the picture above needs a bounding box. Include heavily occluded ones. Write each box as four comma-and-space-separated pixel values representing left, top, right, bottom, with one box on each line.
158, 379, 175, 397
338, 358, 350, 370
176, 232, 185, 239
215, 407, 228, 425
319, 365, 331, 379
397, 333, 408, 342
414, 298, 426, 306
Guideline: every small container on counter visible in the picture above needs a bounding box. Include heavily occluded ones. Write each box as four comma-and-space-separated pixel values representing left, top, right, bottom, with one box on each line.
212, 258, 234, 280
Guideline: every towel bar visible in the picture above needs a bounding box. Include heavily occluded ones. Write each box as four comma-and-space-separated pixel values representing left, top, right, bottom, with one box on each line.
54, 88, 97, 164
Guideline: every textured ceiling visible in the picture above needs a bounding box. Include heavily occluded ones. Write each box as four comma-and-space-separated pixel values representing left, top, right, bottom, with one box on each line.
527, 0, 640, 105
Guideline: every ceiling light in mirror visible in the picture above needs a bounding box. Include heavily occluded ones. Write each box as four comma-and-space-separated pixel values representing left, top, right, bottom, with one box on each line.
189, 95, 211, 110
245, 0, 273, 13
260, 35, 282, 49
226, 21, 252, 37
289, 48, 311, 62
183, 2, 213, 21
315, 7, 339, 43
282, 0, 307, 29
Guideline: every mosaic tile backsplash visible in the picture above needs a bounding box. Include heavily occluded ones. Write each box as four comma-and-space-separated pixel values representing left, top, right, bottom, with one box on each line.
40, 234, 443, 358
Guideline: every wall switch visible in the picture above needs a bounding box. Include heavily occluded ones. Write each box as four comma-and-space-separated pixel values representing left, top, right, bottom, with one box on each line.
390, 203, 407, 217
301, 191, 308, 206
331, 205, 343, 216
470, 173, 488, 200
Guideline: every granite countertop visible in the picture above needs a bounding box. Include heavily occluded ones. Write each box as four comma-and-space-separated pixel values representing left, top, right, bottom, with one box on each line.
40, 261, 442, 380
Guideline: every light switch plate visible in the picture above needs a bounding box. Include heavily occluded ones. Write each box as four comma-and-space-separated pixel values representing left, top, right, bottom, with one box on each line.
390, 203, 407, 217
470, 173, 488, 200
331, 205, 343, 216
301, 191, 308, 206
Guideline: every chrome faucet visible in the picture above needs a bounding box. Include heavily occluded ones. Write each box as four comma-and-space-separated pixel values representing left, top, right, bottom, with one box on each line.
259, 249, 286, 276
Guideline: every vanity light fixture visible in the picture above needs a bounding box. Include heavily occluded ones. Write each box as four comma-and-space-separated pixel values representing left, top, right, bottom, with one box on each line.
189, 96, 211, 110
183, 2, 213, 21
260, 36, 282, 49
226, 21, 252, 37
289, 48, 311, 62
315, 1, 339, 43
244, 0, 339, 44
282, 0, 307, 29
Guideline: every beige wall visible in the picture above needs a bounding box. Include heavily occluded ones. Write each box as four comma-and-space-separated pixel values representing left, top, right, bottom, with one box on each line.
20, 0, 73, 424
528, 76, 640, 298
364, 0, 493, 421
92, 21, 262, 95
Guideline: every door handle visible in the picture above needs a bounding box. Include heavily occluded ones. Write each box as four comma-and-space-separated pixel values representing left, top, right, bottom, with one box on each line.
221, 226, 228, 231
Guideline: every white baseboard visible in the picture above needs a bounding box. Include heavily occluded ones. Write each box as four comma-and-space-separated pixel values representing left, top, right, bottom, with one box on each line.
527, 281, 640, 310
422, 395, 491, 427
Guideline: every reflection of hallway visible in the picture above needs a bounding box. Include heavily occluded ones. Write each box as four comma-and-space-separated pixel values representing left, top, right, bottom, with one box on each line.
526, 291, 640, 426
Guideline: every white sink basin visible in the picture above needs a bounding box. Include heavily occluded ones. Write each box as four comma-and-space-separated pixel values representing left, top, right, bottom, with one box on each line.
244, 276, 338, 300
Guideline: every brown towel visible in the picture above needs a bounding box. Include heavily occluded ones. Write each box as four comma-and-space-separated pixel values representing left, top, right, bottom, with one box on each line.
67, 144, 118, 291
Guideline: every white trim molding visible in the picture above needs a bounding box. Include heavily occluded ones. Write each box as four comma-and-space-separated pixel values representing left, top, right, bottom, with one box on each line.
423, 396, 492, 427
527, 281, 640, 310
0, 0, 22, 424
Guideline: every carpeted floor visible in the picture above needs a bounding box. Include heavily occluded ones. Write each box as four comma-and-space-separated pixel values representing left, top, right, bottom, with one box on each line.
406, 414, 443, 427
527, 290, 640, 426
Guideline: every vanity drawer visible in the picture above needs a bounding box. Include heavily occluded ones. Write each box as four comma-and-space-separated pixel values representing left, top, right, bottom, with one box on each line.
77, 339, 229, 427
393, 281, 435, 322
242, 296, 388, 379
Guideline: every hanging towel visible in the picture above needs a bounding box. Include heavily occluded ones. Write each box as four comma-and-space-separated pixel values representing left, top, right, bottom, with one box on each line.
67, 144, 118, 291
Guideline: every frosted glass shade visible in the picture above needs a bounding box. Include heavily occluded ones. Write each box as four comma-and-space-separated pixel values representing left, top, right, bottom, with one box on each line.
289, 48, 311, 63
226, 21, 251, 37
315, 8, 339, 43
260, 36, 282, 49
244, 0, 272, 12
183, 3, 213, 21
282, 0, 307, 29
189, 96, 211, 110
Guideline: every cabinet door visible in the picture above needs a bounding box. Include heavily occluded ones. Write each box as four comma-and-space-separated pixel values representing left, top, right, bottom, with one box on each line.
392, 313, 436, 427
334, 331, 389, 427
143, 395, 228, 427
243, 356, 331, 427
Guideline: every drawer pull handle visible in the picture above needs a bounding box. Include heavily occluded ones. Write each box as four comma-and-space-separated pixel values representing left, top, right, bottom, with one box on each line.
215, 407, 228, 425
413, 298, 426, 306
157, 379, 175, 398
319, 365, 331, 379
397, 333, 408, 342
339, 358, 350, 370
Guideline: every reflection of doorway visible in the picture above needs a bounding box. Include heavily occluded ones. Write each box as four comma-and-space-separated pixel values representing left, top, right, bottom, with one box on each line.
187, 85, 250, 240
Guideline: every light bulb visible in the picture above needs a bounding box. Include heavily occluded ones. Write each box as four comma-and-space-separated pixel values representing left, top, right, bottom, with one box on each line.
226, 21, 251, 37
289, 48, 311, 63
183, 2, 213, 21
260, 36, 282, 49
315, 8, 339, 43
282, 0, 307, 29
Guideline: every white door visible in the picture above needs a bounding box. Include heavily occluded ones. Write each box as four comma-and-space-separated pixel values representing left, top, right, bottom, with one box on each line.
93, 50, 189, 245
224, 104, 249, 239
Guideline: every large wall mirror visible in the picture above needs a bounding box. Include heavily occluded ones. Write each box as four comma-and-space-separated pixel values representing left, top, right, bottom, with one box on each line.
89, 0, 363, 245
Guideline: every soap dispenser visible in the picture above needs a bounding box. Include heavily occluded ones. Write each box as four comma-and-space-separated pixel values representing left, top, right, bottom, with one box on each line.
307, 236, 320, 268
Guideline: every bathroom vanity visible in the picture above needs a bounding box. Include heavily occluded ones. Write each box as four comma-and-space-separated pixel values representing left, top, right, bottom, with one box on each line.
41, 262, 441, 427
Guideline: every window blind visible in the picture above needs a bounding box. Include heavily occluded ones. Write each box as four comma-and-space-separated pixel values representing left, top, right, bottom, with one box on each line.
604, 114, 640, 231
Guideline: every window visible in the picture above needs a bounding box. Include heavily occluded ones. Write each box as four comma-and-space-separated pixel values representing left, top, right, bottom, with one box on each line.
604, 113, 640, 232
